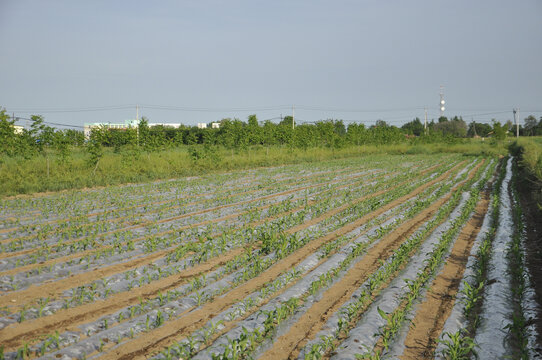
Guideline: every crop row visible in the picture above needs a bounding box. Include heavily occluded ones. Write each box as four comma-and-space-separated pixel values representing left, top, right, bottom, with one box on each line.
0, 157, 454, 358
102, 160, 480, 355
0, 154, 479, 360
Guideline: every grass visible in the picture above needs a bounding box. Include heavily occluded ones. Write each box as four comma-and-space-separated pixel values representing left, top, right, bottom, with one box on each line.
511, 137, 542, 183
510, 137, 542, 210
0, 140, 507, 197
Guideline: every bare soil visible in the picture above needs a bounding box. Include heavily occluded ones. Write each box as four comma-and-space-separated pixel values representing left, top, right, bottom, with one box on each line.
0, 167, 415, 351
400, 191, 490, 359
97, 164, 458, 360
259, 162, 477, 360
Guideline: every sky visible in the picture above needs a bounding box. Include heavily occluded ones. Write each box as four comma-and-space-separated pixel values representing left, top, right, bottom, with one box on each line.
1, 0, 541, 130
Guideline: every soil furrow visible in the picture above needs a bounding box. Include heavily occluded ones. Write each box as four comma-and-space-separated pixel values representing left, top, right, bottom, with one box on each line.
2, 168, 442, 355
0, 247, 246, 351
92, 163, 463, 360
0, 168, 417, 348
0, 167, 354, 240
0, 166, 347, 232
399, 191, 490, 360
0, 168, 380, 259
0, 169, 392, 277
259, 161, 481, 359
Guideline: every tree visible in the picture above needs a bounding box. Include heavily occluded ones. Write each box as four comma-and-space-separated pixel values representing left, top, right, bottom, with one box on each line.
64, 129, 85, 146
467, 121, 492, 138
505, 120, 514, 134
149, 125, 168, 149
375, 119, 388, 128
346, 123, 367, 145
492, 120, 508, 141
433, 117, 467, 137
217, 119, 236, 148
294, 124, 317, 149
87, 130, 103, 173
247, 114, 261, 145
402, 118, 424, 136
524, 115, 538, 136
280, 116, 294, 129
315, 120, 339, 148
333, 120, 346, 136
275, 120, 293, 145
138, 117, 151, 150
29, 115, 48, 153
0, 109, 18, 156
53, 130, 71, 163
261, 120, 277, 146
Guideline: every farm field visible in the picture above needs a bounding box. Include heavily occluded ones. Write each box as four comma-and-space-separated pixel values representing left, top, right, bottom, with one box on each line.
0, 153, 537, 359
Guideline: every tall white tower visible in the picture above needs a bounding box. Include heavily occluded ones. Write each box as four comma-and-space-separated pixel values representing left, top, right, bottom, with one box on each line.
439, 85, 445, 118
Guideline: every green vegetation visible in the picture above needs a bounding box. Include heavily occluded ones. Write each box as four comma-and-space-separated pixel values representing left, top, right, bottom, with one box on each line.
506, 162, 530, 359
510, 137, 542, 183
0, 153, 524, 359
438, 331, 478, 360
0, 142, 507, 197
3, 106, 535, 197
510, 137, 542, 209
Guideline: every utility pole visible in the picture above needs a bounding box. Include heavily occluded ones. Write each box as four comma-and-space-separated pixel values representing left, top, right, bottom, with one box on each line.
424, 107, 428, 134
516, 108, 519, 138
513, 108, 519, 138
292, 105, 295, 130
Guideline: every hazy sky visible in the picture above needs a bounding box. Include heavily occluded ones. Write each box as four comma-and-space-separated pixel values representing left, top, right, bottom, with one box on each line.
1, 0, 541, 129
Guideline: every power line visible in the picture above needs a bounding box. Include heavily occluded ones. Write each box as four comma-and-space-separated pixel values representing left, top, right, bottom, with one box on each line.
6, 103, 535, 131
7, 104, 437, 114
9, 105, 134, 113
14, 116, 85, 129
139, 104, 291, 112
294, 105, 426, 113
457, 110, 510, 118
7, 102, 542, 113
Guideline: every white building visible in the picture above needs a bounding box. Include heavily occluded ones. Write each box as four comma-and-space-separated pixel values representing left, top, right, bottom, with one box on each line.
83, 119, 182, 138
13, 125, 24, 134
197, 123, 207, 129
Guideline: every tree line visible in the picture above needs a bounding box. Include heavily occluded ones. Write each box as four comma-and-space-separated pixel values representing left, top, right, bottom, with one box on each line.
2, 107, 541, 160
0, 112, 84, 159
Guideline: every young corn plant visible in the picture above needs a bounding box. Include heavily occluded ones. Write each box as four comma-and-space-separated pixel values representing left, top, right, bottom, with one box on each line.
438, 331, 477, 360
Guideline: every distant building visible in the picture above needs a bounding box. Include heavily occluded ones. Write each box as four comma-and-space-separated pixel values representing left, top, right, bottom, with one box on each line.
197, 123, 207, 129
211, 122, 220, 129
84, 119, 182, 138
13, 125, 24, 134
148, 123, 182, 129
